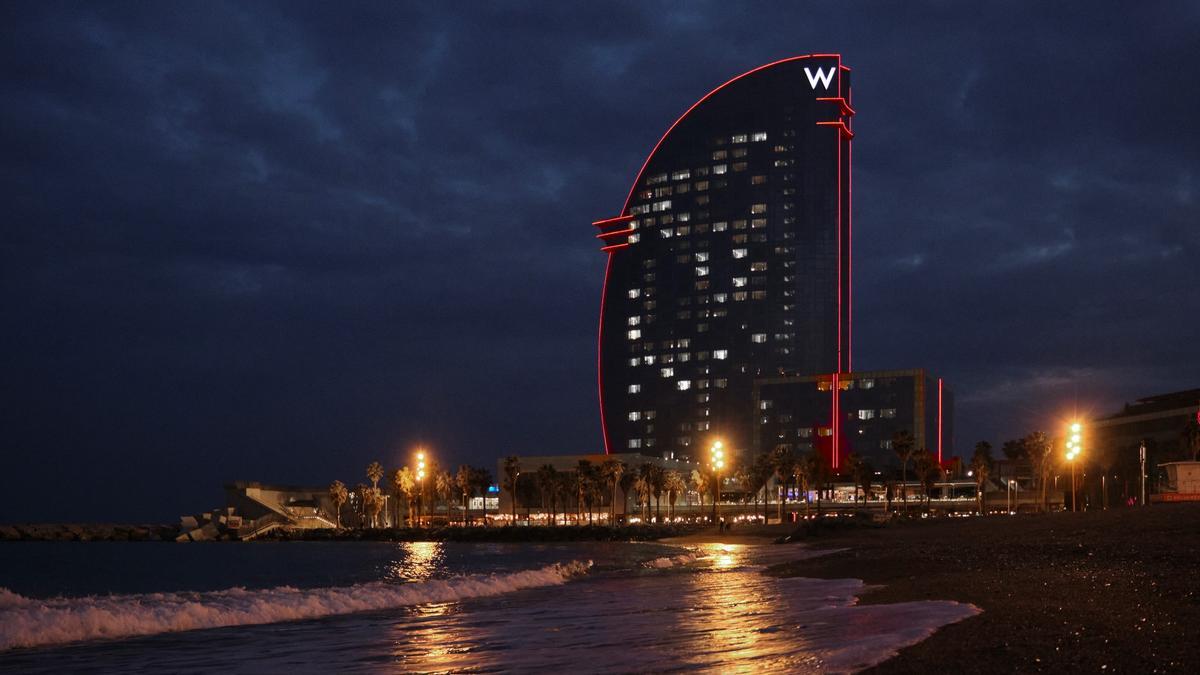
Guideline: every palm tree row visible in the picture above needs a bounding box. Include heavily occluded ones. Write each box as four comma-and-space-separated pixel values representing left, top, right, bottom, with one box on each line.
326, 459, 483, 529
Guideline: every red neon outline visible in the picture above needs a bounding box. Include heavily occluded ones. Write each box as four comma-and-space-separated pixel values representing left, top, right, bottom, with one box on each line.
815, 96, 857, 116
815, 120, 855, 139
848, 108, 852, 373
620, 54, 842, 213
937, 378, 944, 463
599, 243, 630, 253
593, 214, 634, 228
596, 227, 635, 239
597, 253, 613, 454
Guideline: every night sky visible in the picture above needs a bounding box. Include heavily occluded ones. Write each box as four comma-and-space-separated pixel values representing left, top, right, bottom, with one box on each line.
3, 2, 1198, 522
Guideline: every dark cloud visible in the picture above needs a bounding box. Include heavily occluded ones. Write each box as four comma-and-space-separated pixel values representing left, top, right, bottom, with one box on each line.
2, 1, 1197, 521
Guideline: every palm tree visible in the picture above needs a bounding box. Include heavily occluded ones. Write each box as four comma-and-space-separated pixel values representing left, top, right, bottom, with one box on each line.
771, 446, 797, 521
502, 456, 520, 525
912, 448, 939, 512
664, 470, 686, 519
845, 452, 866, 504
353, 483, 369, 527
435, 470, 454, 524
554, 472, 573, 524
892, 430, 916, 513
367, 461, 384, 490
365, 486, 385, 527
633, 475, 651, 521
971, 441, 994, 514
574, 460, 593, 524
636, 463, 657, 522
536, 464, 558, 525
395, 467, 415, 526
328, 480, 348, 528
1024, 431, 1054, 512
794, 453, 815, 517
858, 459, 875, 508
601, 458, 626, 524
691, 468, 707, 515
649, 464, 666, 523
456, 465, 473, 524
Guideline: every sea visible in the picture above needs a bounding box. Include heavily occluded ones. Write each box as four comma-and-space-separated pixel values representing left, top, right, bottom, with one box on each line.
0, 539, 978, 673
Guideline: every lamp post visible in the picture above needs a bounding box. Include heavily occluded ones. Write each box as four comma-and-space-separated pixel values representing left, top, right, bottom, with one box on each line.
1065, 422, 1083, 513
709, 440, 725, 524
415, 451, 427, 527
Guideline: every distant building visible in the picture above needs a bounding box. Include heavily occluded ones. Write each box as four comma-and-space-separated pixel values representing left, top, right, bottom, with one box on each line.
1093, 389, 1200, 462
752, 368, 951, 469
590, 55, 955, 470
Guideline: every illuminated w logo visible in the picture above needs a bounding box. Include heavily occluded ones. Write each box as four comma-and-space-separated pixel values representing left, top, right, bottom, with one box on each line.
804, 66, 836, 90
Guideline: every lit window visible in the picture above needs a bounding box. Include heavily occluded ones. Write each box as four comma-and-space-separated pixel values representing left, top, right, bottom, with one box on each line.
751, 333, 767, 343
660, 228, 673, 239
731, 133, 748, 143
677, 352, 690, 362
627, 289, 641, 299
713, 164, 727, 175
732, 248, 748, 258
627, 316, 640, 326
628, 358, 639, 367
695, 180, 709, 191
652, 200, 672, 212
751, 175, 767, 185
628, 411, 641, 421
695, 251, 709, 262
713, 293, 728, 303
752, 131, 767, 141
678, 338, 690, 347
715, 379, 728, 388
647, 173, 668, 185
733, 277, 748, 287
711, 150, 727, 160
750, 261, 768, 271
660, 367, 674, 378
760, 400, 773, 410
627, 329, 641, 340
732, 148, 748, 158
628, 384, 641, 394
628, 233, 640, 243
860, 379, 876, 389
733, 291, 747, 301
695, 266, 709, 277
713, 349, 728, 360
628, 439, 642, 448
671, 169, 691, 180
881, 408, 897, 419
751, 290, 767, 300
677, 380, 691, 391
799, 428, 812, 438
750, 218, 767, 229
858, 409, 876, 420
642, 355, 656, 365
713, 221, 728, 232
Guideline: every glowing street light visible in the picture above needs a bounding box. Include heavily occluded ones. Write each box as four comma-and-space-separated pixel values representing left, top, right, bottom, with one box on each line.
709, 440, 725, 524
415, 450, 428, 526
1064, 422, 1084, 513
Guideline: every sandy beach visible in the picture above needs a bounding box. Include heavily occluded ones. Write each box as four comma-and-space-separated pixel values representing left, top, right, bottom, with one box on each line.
764, 504, 1200, 673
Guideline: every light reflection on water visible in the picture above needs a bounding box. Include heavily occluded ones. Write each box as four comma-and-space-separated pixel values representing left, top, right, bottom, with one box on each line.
0, 543, 977, 674
386, 542, 444, 582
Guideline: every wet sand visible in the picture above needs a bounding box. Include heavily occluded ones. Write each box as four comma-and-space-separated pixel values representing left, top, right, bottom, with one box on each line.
767, 504, 1200, 673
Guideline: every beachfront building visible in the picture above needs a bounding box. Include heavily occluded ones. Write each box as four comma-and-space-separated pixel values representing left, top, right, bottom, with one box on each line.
592, 54, 957, 471
753, 368, 952, 469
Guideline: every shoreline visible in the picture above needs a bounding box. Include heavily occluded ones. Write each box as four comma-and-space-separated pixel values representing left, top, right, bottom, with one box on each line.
765, 504, 1200, 673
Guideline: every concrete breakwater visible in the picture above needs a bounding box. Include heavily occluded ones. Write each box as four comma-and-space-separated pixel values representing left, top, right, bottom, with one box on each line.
0, 523, 178, 542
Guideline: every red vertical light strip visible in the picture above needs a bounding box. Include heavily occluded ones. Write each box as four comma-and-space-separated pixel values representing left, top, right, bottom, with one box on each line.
598, 252, 614, 454
835, 57, 844, 372
831, 372, 839, 470
847, 92, 852, 374
937, 378, 944, 463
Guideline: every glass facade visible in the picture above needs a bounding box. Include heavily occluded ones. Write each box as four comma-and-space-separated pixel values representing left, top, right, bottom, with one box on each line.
595, 56, 854, 460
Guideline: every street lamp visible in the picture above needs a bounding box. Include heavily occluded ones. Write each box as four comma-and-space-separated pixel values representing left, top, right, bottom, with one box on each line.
709, 440, 725, 524
1064, 422, 1083, 513
415, 450, 427, 527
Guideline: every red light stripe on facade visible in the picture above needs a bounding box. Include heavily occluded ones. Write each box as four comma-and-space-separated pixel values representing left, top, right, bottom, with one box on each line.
593, 214, 634, 228
936, 374, 945, 458
599, 243, 630, 253
815, 121, 855, 139
815, 96, 857, 116
596, 228, 635, 239
597, 253, 613, 454
620, 54, 840, 213
848, 119, 852, 373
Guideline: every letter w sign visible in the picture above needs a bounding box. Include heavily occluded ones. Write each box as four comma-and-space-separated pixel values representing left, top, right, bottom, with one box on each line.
804, 66, 836, 90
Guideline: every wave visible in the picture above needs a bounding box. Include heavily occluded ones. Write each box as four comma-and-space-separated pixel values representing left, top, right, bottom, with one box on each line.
0, 560, 592, 651
644, 552, 701, 569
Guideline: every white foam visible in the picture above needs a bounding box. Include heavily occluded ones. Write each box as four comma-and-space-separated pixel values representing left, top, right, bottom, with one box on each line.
0, 560, 591, 651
